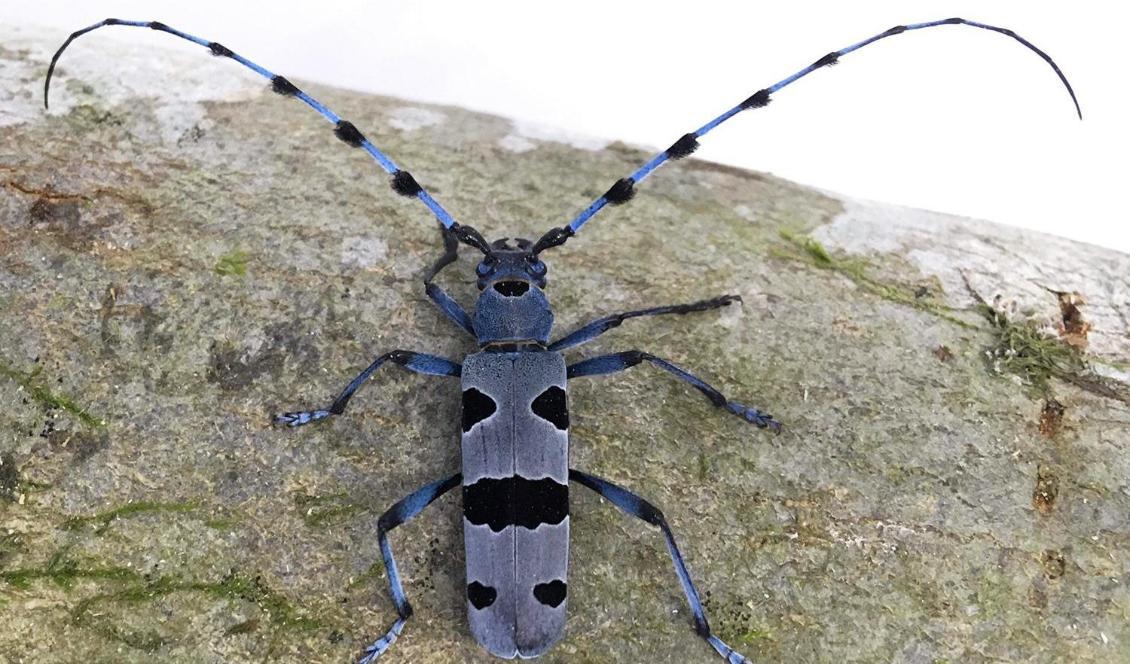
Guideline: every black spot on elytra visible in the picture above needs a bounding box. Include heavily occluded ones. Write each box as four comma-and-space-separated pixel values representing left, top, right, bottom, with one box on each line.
462, 388, 497, 432
467, 581, 497, 610
463, 476, 568, 532
533, 580, 567, 608
531, 386, 568, 430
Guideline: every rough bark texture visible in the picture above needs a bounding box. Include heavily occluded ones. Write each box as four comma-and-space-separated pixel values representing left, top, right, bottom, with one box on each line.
2, 26, 1129, 664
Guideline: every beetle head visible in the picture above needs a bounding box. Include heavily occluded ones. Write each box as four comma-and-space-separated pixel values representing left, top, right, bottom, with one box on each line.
474, 238, 548, 289
471, 237, 553, 346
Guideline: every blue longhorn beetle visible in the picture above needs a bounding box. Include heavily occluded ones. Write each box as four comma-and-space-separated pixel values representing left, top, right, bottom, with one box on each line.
45, 17, 1080, 663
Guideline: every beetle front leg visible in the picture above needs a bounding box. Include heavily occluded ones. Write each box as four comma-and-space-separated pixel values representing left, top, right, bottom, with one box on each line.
423, 225, 476, 337
567, 350, 780, 431
274, 350, 461, 426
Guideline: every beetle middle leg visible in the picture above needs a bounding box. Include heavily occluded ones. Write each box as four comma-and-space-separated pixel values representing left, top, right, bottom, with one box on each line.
548, 295, 740, 351
359, 473, 462, 664
569, 468, 750, 664
274, 350, 461, 426
567, 351, 780, 431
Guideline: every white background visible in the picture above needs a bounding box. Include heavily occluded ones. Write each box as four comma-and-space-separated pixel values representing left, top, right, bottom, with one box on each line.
6, 2, 1127, 252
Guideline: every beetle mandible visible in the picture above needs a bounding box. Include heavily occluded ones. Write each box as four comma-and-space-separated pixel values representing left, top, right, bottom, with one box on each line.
45, 16, 1079, 663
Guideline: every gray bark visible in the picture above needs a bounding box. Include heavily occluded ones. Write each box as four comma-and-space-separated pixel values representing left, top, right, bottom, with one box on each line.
2, 25, 1128, 664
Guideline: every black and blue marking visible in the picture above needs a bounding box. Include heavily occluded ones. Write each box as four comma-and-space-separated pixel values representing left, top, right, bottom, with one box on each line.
275, 350, 461, 427
569, 469, 750, 663
459, 350, 571, 658
44, 15, 1080, 664
361, 473, 462, 664
44, 19, 460, 231
568, 350, 780, 430
552, 17, 1081, 245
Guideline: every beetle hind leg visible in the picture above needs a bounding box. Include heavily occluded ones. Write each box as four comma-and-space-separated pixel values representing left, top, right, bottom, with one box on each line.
357, 616, 406, 664
357, 473, 461, 663
569, 468, 752, 663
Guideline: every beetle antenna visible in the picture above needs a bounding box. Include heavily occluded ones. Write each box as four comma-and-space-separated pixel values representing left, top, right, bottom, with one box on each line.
536, 17, 1081, 253
449, 222, 492, 255
530, 225, 574, 256
44, 19, 470, 239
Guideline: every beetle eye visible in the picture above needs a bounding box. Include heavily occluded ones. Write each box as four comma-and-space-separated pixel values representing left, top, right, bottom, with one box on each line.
476, 261, 492, 276
525, 257, 547, 276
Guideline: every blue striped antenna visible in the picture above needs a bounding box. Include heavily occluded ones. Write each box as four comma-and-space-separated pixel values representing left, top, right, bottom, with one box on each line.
531, 17, 1081, 255
44, 19, 468, 239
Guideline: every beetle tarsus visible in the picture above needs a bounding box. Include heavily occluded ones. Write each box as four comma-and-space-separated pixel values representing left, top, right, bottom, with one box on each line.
357, 615, 406, 664
272, 409, 330, 427
726, 402, 782, 432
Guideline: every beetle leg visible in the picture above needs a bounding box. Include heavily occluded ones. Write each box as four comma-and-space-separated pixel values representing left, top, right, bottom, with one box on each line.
274, 350, 461, 426
358, 473, 462, 664
548, 295, 740, 351
423, 225, 476, 337
570, 468, 750, 664
567, 351, 780, 431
